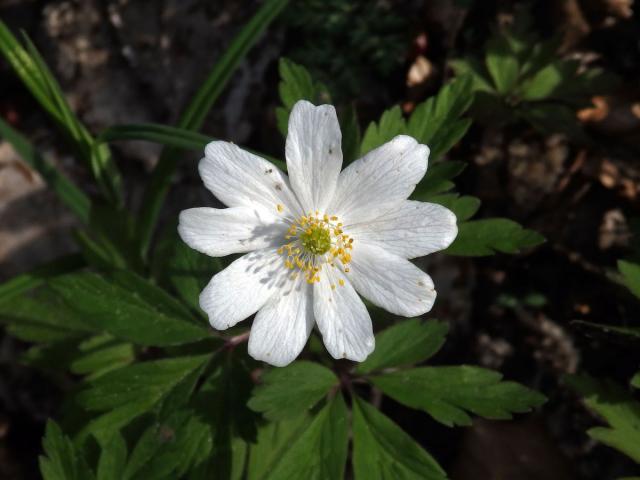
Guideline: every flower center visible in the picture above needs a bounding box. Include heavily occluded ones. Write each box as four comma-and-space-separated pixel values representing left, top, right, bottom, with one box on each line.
276, 209, 353, 284
299, 225, 331, 255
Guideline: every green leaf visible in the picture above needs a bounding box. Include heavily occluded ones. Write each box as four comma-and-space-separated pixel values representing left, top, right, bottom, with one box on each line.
0, 253, 84, 304
69, 334, 135, 380
0, 287, 95, 344
47, 272, 209, 346
427, 194, 480, 222
0, 118, 91, 223
39, 421, 95, 480
246, 414, 314, 480
449, 58, 494, 92
189, 356, 258, 479
360, 76, 473, 161
406, 75, 474, 161
357, 319, 448, 374
276, 58, 330, 136
519, 61, 565, 101
157, 230, 223, 314
96, 433, 127, 480
632, 372, 640, 389
446, 218, 545, 256
352, 396, 447, 480
360, 106, 406, 156
248, 361, 339, 420
123, 410, 211, 479
265, 394, 349, 479
485, 33, 519, 94
518, 103, 587, 141
566, 374, 640, 463
412, 161, 466, 198
136, 0, 289, 258
372, 366, 546, 427
76, 354, 210, 443
619, 260, 640, 299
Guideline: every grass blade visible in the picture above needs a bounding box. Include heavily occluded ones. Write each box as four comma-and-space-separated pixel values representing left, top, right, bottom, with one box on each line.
0, 116, 91, 223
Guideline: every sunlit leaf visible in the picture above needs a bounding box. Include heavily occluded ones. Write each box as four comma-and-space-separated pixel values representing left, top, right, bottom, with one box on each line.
372, 366, 546, 427
47, 272, 209, 346
264, 394, 349, 479
357, 319, 448, 374
427, 194, 480, 222
276, 57, 330, 136
352, 395, 447, 480
248, 361, 339, 420
619, 260, 640, 300
446, 218, 544, 256
485, 33, 519, 94
246, 414, 313, 480
567, 374, 640, 463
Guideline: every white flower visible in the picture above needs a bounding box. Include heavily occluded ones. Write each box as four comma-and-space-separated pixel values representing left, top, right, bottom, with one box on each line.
178, 100, 458, 367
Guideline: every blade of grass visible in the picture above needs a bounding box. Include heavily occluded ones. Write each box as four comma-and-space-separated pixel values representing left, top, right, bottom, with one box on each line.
135, 0, 289, 259
0, 20, 122, 205
19, 32, 123, 205
0, 116, 91, 223
99, 123, 286, 169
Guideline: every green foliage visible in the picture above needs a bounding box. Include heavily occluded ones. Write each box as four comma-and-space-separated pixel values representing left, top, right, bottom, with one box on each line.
263, 394, 349, 479
276, 58, 330, 136
567, 374, 640, 463
77, 355, 210, 443
0, 21, 122, 204
427, 194, 481, 222
282, 0, 407, 101
122, 410, 211, 479
39, 421, 95, 480
451, 15, 616, 138
248, 361, 339, 420
46, 272, 209, 346
352, 396, 447, 480
136, 0, 289, 259
96, 434, 127, 480
356, 319, 448, 374
246, 414, 313, 479
619, 260, 640, 299
446, 218, 545, 256
360, 75, 474, 162
632, 372, 640, 389
372, 366, 546, 427
412, 161, 467, 199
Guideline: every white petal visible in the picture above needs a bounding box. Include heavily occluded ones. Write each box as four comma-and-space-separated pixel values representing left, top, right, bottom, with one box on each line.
328, 135, 429, 225
347, 201, 458, 259
313, 267, 374, 362
200, 141, 302, 217
248, 278, 314, 367
178, 206, 287, 257
346, 243, 436, 317
285, 100, 342, 212
199, 248, 288, 330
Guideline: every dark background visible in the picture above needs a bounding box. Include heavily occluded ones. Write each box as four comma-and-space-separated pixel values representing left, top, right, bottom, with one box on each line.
1, 0, 639, 478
